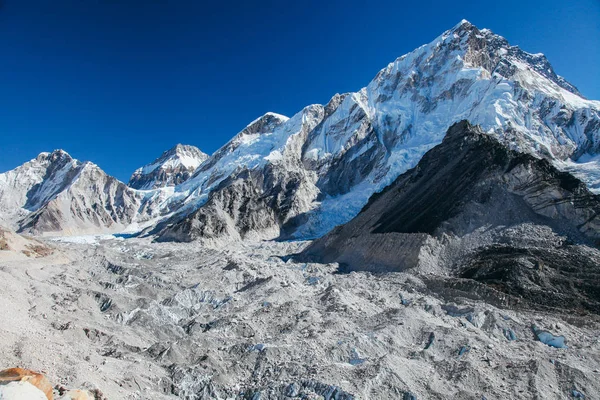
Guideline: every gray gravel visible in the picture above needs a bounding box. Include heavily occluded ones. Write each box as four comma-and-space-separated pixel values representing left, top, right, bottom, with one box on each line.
0, 236, 598, 399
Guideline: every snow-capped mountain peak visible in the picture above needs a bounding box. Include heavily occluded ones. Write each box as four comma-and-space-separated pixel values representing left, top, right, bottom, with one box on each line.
128, 144, 208, 190
442, 19, 581, 96
245, 112, 289, 130
0, 150, 80, 223
156, 20, 600, 242
0, 150, 146, 234
38, 149, 74, 162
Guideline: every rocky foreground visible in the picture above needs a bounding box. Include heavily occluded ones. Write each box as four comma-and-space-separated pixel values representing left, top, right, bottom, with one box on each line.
0, 235, 598, 399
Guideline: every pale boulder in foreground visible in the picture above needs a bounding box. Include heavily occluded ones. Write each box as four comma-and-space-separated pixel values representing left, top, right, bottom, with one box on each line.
0, 368, 53, 400
0, 366, 96, 400
0, 382, 48, 400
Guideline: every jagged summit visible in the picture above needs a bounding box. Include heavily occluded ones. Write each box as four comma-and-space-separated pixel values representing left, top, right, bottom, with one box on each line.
37, 149, 73, 160
44, 149, 76, 165
170, 143, 195, 154
246, 112, 289, 128
391, 19, 581, 97
234, 112, 290, 140
128, 144, 208, 190
450, 18, 473, 30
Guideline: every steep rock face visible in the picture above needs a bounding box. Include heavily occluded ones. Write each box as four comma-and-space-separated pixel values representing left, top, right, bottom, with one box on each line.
128, 144, 208, 190
157, 169, 279, 242
20, 163, 143, 235
0, 150, 81, 227
0, 150, 147, 235
301, 121, 600, 313
155, 20, 600, 243
155, 110, 321, 242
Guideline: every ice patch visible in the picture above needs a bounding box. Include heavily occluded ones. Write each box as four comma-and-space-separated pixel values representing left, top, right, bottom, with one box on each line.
532, 325, 567, 348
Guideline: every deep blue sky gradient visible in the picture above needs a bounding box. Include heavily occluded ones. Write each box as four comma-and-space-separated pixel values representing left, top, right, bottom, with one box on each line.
1, 0, 599, 181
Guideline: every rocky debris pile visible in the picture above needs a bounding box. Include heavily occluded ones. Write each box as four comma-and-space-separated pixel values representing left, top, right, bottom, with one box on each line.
0, 236, 597, 399
301, 121, 600, 314
0, 226, 54, 260
0, 368, 52, 400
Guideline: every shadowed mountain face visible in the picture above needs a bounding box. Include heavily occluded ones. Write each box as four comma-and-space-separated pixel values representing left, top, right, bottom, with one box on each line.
301, 121, 600, 314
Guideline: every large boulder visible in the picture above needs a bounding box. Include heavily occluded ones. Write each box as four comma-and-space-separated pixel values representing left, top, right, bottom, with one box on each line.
0, 368, 53, 400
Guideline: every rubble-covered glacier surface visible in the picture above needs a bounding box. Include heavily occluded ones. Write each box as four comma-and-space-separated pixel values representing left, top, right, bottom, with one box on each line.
0, 236, 598, 399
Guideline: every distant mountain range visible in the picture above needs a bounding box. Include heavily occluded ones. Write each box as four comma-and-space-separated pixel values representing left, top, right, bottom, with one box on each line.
1, 20, 599, 241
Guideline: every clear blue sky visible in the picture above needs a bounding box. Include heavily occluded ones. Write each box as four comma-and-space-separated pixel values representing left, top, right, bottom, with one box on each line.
1, 0, 599, 181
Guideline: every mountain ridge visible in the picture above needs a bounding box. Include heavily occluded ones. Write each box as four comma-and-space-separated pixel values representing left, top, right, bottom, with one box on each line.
153, 19, 600, 242
1, 20, 599, 240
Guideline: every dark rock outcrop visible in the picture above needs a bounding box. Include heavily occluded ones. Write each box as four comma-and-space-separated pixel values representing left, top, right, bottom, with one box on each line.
301, 121, 600, 313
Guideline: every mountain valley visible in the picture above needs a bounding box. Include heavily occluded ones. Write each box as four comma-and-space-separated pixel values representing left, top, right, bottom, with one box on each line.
1, 20, 600, 400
